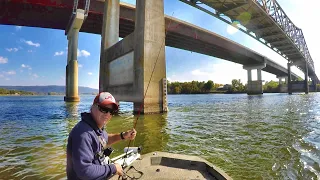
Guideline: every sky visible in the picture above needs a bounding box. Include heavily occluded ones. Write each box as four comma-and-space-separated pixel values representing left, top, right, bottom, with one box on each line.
0, 0, 319, 89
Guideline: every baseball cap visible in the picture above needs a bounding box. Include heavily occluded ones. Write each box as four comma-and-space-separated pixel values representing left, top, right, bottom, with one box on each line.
93, 92, 119, 111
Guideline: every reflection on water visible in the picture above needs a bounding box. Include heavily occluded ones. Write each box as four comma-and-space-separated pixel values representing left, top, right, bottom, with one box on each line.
0, 93, 320, 180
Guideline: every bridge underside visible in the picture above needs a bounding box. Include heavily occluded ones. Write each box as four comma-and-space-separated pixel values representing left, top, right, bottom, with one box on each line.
0, 0, 300, 79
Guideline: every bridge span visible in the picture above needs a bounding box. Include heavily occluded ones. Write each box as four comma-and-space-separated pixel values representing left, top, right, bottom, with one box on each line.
0, 0, 316, 113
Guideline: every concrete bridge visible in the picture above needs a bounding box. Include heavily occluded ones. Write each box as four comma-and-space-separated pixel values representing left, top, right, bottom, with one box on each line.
1, 0, 318, 113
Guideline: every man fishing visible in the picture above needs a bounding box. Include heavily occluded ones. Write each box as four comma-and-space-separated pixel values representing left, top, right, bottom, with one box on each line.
66, 92, 137, 179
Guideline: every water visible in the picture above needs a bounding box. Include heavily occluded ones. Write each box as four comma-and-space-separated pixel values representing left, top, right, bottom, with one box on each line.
0, 93, 320, 180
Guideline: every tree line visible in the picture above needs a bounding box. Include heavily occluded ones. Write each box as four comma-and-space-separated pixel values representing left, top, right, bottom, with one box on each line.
0, 88, 64, 95
0, 88, 37, 95
167, 79, 320, 94
167, 79, 248, 94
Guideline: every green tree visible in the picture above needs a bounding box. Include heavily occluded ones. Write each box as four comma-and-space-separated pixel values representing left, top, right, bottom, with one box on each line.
263, 80, 279, 92
231, 79, 245, 92
191, 81, 200, 93
167, 80, 226, 94
204, 80, 214, 92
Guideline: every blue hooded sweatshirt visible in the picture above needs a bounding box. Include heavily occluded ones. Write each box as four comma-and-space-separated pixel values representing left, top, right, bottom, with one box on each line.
66, 112, 116, 180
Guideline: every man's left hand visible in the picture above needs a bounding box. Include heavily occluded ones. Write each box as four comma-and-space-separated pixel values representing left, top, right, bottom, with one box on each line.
124, 129, 137, 140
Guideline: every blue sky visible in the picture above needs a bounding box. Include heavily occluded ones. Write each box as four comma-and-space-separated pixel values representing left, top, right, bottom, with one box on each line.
0, 0, 318, 89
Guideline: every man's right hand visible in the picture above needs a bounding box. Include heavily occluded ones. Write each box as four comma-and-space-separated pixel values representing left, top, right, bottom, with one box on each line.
114, 163, 123, 176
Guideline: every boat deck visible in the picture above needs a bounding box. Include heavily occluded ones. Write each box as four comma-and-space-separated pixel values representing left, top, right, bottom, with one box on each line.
110, 151, 232, 180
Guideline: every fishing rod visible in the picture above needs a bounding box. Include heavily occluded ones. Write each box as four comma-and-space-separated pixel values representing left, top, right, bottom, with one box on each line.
121, 12, 175, 169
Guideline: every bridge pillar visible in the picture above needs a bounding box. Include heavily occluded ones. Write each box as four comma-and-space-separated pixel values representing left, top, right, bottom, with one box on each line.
99, 0, 119, 93
304, 62, 309, 94
277, 76, 288, 93
64, 9, 84, 102
243, 63, 266, 95
133, 0, 167, 114
287, 63, 292, 95
314, 78, 318, 92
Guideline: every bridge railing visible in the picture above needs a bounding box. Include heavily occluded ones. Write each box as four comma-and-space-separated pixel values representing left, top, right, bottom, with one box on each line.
254, 0, 314, 72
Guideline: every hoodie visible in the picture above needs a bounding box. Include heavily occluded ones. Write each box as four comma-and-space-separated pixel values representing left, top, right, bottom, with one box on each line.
66, 112, 116, 180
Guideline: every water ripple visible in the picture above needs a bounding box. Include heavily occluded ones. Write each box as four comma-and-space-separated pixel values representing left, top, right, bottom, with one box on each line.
0, 94, 320, 179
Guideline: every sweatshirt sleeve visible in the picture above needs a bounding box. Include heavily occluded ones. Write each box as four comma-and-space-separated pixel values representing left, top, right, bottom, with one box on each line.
72, 132, 117, 180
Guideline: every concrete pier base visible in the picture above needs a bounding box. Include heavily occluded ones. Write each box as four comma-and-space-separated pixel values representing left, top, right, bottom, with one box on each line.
279, 84, 288, 93
304, 61, 309, 94
133, 0, 167, 114
247, 80, 263, 95
243, 62, 266, 95
287, 63, 292, 94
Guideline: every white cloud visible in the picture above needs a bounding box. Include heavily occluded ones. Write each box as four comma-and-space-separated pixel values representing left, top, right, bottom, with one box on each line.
21, 64, 32, 70
25, 40, 40, 47
5, 78, 10, 81
54, 51, 64, 56
32, 74, 39, 78
28, 50, 33, 53
16, 26, 22, 30
78, 64, 83, 68
78, 49, 90, 57
6, 48, 18, 52
0, 56, 8, 64
4, 71, 16, 75
88, 72, 93, 75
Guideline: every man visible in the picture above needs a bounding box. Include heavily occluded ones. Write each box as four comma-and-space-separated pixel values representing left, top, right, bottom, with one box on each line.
67, 92, 137, 180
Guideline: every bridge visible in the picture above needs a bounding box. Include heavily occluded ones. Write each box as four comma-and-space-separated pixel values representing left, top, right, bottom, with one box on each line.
180, 0, 319, 89
0, 0, 318, 113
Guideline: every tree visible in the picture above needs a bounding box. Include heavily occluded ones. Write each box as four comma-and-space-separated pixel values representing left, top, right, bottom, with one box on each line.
263, 80, 279, 92
231, 79, 245, 92
204, 80, 214, 92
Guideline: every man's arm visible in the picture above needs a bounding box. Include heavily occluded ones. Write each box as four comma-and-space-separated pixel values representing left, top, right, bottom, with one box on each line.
72, 132, 116, 179
107, 129, 137, 145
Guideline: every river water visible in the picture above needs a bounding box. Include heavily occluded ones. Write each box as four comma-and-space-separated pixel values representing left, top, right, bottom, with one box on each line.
0, 93, 319, 180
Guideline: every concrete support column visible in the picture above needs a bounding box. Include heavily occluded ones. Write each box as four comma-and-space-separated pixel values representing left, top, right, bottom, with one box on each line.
285, 77, 288, 84
287, 63, 292, 95
304, 62, 309, 94
243, 63, 266, 95
278, 77, 282, 85
247, 69, 252, 81
65, 29, 80, 102
257, 68, 262, 81
64, 9, 84, 102
277, 76, 288, 93
134, 0, 167, 114
65, 39, 72, 97
99, 0, 119, 93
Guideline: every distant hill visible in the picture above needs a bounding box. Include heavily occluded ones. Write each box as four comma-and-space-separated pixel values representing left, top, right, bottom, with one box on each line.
0, 85, 98, 94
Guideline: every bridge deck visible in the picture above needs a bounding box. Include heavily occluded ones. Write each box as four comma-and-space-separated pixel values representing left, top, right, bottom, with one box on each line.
0, 0, 299, 79
183, 0, 316, 79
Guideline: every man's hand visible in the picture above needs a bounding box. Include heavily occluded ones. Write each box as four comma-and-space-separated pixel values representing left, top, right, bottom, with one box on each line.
114, 163, 123, 176
124, 129, 137, 140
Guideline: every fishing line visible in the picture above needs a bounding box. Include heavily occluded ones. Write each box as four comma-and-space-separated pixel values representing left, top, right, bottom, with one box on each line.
121, 11, 175, 169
